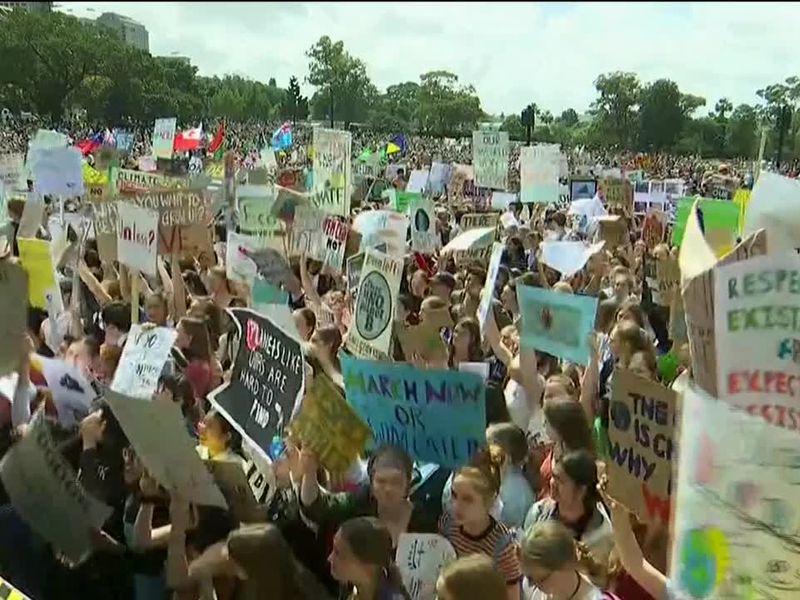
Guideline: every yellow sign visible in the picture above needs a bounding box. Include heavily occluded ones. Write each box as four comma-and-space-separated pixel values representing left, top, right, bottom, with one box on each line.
17, 238, 57, 309
0, 575, 32, 600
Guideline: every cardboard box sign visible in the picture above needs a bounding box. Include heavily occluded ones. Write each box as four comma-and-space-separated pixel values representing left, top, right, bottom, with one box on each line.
596, 215, 627, 248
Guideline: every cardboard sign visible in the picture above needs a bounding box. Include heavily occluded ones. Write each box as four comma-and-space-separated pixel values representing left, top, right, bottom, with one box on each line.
290, 373, 370, 474
342, 356, 486, 468
130, 189, 211, 256
0, 261, 28, 376
520, 144, 560, 204
669, 384, 800, 600
595, 215, 627, 248
152, 117, 177, 160
460, 212, 499, 232
409, 196, 439, 254
116, 202, 158, 276
517, 285, 598, 365
0, 409, 112, 564
208, 309, 304, 460
607, 370, 677, 523
111, 324, 177, 399
346, 249, 403, 360
472, 130, 509, 190
601, 178, 633, 216
312, 128, 352, 216
396, 534, 457, 600
90, 193, 118, 262
477, 243, 504, 333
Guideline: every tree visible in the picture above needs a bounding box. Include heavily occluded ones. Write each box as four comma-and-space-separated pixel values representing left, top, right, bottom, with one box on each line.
501, 113, 525, 140
416, 70, 483, 136
557, 108, 579, 127
369, 81, 420, 132
590, 72, 641, 147
638, 79, 686, 151
713, 97, 733, 120
281, 75, 308, 124
727, 104, 759, 158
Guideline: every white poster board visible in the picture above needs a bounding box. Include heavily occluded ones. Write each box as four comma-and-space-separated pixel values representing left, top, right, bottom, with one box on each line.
477, 243, 504, 334
116, 201, 158, 276
521, 144, 560, 204
406, 169, 430, 194
409, 196, 439, 254
472, 130, 509, 190
111, 324, 178, 400
312, 128, 352, 217
396, 533, 457, 600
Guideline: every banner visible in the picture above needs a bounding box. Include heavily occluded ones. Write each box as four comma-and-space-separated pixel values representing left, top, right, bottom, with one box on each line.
669, 384, 800, 600
111, 324, 177, 399
152, 117, 177, 160
290, 373, 371, 474
409, 196, 438, 255
396, 534, 457, 600
0, 261, 28, 377
477, 243, 504, 334
17, 238, 62, 312
342, 356, 486, 468
131, 190, 211, 256
116, 202, 158, 276
517, 285, 598, 364
472, 130, 509, 190
208, 309, 304, 460
346, 249, 403, 360
521, 145, 560, 204
312, 127, 352, 216
607, 370, 676, 523
0, 409, 112, 564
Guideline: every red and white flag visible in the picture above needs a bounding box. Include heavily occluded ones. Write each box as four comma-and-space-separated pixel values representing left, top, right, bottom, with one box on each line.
173, 124, 203, 152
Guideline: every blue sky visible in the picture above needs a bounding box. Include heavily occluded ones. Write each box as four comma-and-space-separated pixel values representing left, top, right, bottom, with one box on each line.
58, 2, 800, 116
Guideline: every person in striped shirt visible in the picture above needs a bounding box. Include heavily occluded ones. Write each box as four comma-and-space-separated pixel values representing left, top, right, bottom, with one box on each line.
440, 447, 522, 600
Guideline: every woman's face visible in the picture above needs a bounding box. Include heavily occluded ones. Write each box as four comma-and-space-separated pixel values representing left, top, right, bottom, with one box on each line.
550, 462, 584, 512
145, 297, 167, 326
450, 475, 490, 526
328, 530, 364, 584
175, 322, 191, 350
371, 466, 408, 510
452, 324, 471, 358
466, 273, 483, 298
543, 379, 570, 402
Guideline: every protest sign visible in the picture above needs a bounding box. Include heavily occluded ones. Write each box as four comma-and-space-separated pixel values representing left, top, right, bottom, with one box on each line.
238, 246, 293, 290
472, 130, 509, 190
17, 238, 62, 312
346, 252, 365, 298
17, 197, 45, 239
672, 197, 740, 255
116, 202, 158, 276
743, 172, 800, 255
406, 169, 430, 194
347, 249, 403, 359
460, 212, 499, 232
409, 196, 439, 254
250, 280, 300, 343
392, 191, 419, 214
31, 146, 83, 198
237, 184, 282, 243
111, 324, 177, 399
396, 534, 457, 600
669, 384, 800, 600
341, 356, 486, 468
226, 231, 269, 286
29, 355, 96, 426
203, 458, 261, 523
600, 178, 633, 216
352, 210, 409, 257
595, 215, 626, 248
0, 153, 24, 192
491, 191, 517, 211
521, 144, 560, 204
607, 370, 676, 523
106, 390, 227, 509
90, 192, 118, 262
208, 309, 304, 460
541, 241, 605, 278
679, 203, 766, 398
428, 162, 450, 196
290, 373, 371, 474
290, 205, 347, 272
131, 189, 211, 256
0, 409, 112, 564
116, 168, 185, 195
0, 261, 27, 377
570, 178, 598, 202
152, 117, 177, 160
0, 575, 32, 600
477, 243, 504, 333
714, 253, 800, 425
517, 285, 598, 365
312, 127, 352, 216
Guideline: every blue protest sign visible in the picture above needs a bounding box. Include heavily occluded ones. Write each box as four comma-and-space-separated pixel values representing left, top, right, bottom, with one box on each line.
341, 356, 486, 469
517, 286, 598, 365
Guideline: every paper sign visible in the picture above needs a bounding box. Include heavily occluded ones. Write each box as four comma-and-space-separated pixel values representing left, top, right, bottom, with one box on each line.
472, 130, 509, 190
239, 246, 293, 290
226, 231, 268, 286
290, 373, 370, 474
517, 285, 598, 365
0, 153, 25, 192
669, 384, 800, 600
521, 144, 560, 204
406, 169, 430, 194
152, 117, 177, 160
237, 184, 282, 241
111, 324, 177, 399
458, 362, 490, 379
341, 356, 486, 468
541, 241, 605, 278
393, 191, 419, 214
477, 243, 504, 333
106, 390, 226, 509
346, 249, 403, 360
29, 355, 96, 426
0, 261, 28, 377
131, 190, 211, 256
491, 191, 517, 211
116, 202, 158, 276
291, 205, 347, 272
396, 534, 457, 600
428, 162, 450, 196
17, 238, 61, 311
352, 210, 409, 257
31, 146, 84, 198
743, 172, 800, 255
208, 309, 304, 460
250, 280, 300, 343
460, 213, 499, 232
409, 196, 439, 254
601, 178, 633, 216
312, 128, 352, 216
607, 370, 677, 523
0, 409, 112, 564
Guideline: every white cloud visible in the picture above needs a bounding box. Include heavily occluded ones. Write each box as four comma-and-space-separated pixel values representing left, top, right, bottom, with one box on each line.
59, 1, 800, 115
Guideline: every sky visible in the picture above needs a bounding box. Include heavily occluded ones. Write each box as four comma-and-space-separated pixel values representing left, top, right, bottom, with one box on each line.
57, 1, 800, 117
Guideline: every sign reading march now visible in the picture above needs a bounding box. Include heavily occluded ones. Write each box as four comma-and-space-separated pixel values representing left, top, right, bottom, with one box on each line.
341, 356, 486, 468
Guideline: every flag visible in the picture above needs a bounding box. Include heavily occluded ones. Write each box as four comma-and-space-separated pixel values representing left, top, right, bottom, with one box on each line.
390, 133, 407, 154
208, 122, 225, 158
357, 148, 373, 162
75, 131, 104, 156
385, 142, 401, 155
271, 122, 293, 152
174, 124, 203, 152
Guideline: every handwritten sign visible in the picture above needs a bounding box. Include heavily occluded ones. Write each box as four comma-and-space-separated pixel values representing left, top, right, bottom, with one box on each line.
607, 370, 676, 523
237, 184, 282, 242
396, 534, 457, 600
460, 212, 499, 232
517, 285, 598, 365
601, 178, 634, 216
111, 324, 177, 399
208, 309, 304, 460
0, 409, 112, 564
152, 117, 177, 160
347, 249, 403, 360
116, 168, 185, 195
116, 202, 158, 276
521, 144, 560, 204
131, 189, 211, 256
669, 384, 800, 600
313, 128, 352, 217
477, 243, 504, 334
342, 356, 486, 468
290, 374, 370, 474
0, 261, 28, 376
409, 196, 438, 254
472, 130, 509, 190
291, 205, 348, 272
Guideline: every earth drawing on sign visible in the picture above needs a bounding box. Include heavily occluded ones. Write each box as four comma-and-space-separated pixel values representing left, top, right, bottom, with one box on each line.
355, 271, 392, 341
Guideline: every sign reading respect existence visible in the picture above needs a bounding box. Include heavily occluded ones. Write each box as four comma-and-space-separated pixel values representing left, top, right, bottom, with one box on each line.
607, 370, 677, 524
341, 356, 486, 469
472, 129, 509, 190
312, 127, 352, 217
208, 309, 304, 460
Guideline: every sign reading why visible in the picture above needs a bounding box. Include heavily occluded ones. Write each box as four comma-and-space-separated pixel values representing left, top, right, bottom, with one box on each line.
313, 127, 352, 217
472, 130, 509, 190
409, 195, 439, 255
341, 356, 486, 469
517, 285, 598, 365
111, 324, 177, 400
290, 373, 371, 474
607, 370, 677, 524
0, 261, 28, 377
208, 309, 304, 460
396, 534, 457, 600
714, 253, 800, 426
116, 201, 158, 276
0, 409, 112, 564
131, 190, 211, 256
347, 249, 403, 360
